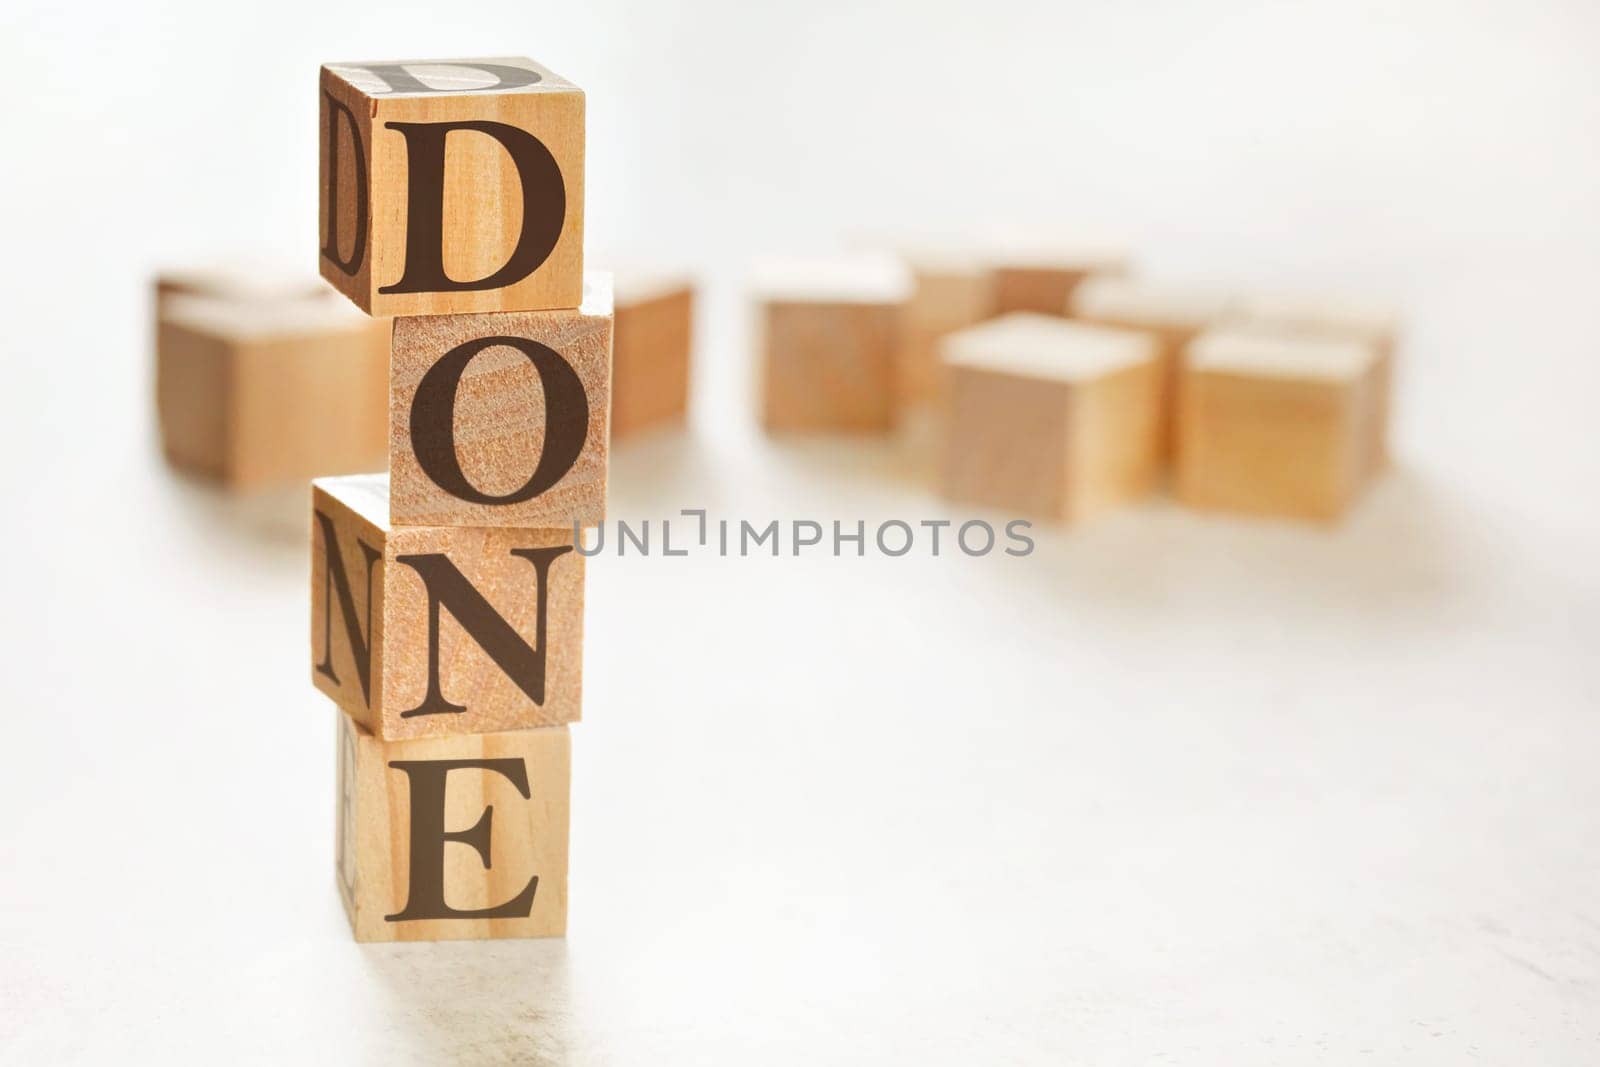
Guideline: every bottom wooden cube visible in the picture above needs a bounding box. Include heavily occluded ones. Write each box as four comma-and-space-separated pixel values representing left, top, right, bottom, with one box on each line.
336, 710, 570, 942
940, 313, 1160, 520
1176, 329, 1386, 521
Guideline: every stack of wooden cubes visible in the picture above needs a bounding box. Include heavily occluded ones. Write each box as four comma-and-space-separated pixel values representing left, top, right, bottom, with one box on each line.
309, 57, 609, 942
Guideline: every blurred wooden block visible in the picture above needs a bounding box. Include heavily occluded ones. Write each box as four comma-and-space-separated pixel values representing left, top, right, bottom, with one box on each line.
611, 271, 693, 439
1069, 277, 1240, 454
755, 256, 909, 432
311, 473, 585, 740
898, 251, 995, 404
941, 313, 1160, 520
337, 710, 569, 942
156, 294, 387, 489
1176, 329, 1385, 521
319, 57, 584, 316
389, 272, 612, 528
990, 245, 1129, 315
1232, 292, 1400, 478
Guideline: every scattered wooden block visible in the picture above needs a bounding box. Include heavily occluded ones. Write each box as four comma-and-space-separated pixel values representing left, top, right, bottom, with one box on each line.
897, 250, 995, 404
156, 293, 388, 488
940, 313, 1161, 520
989, 245, 1129, 316
1069, 277, 1240, 454
319, 57, 585, 317
1176, 328, 1385, 521
389, 272, 612, 528
610, 270, 693, 439
755, 256, 910, 432
1231, 292, 1399, 479
311, 473, 585, 740
337, 710, 569, 942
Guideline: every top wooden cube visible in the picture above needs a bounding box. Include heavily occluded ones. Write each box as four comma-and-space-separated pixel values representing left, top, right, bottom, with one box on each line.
319, 58, 585, 317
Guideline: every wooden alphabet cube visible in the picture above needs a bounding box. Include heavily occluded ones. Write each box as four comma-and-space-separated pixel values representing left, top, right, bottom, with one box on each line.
337, 710, 569, 942
1176, 329, 1385, 521
156, 293, 388, 488
319, 57, 584, 317
898, 250, 995, 404
940, 313, 1160, 520
1069, 277, 1240, 454
389, 272, 612, 528
1231, 292, 1399, 479
990, 244, 1129, 316
755, 256, 910, 432
610, 270, 694, 439
311, 473, 585, 740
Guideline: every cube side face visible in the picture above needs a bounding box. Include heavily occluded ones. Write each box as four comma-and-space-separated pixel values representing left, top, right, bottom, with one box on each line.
230, 324, 388, 488
1065, 361, 1161, 520
993, 266, 1103, 317
311, 484, 389, 732
155, 321, 231, 481
908, 269, 994, 332
318, 69, 377, 313
612, 288, 692, 438
1072, 314, 1204, 458
1176, 370, 1352, 520
339, 714, 570, 942
320, 61, 584, 317
943, 366, 1072, 518
761, 302, 899, 432
901, 272, 993, 403
1359, 348, 1394, 478
389, 306, 612, 527
379, 523, 586, 739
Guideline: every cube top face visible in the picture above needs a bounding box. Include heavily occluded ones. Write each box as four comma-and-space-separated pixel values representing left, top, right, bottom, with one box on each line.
941, 312, 1157, 384
983, 235, 1130, 274
319, 57, 584, 318
1070, 277, 1239, 330
899, 249, 988, 278
311, 474, 586, 740
155, 265, 329, 306
159, 291, 374, 343
338, 713, 570, 942
1189, 328, 1380, 384
324, 57, 576, 98
1236, 292, 1400, 339
991, 252, 1128, 274
750, 254, 911, 307
609, 267, 694, 309
388, 273, 613, 528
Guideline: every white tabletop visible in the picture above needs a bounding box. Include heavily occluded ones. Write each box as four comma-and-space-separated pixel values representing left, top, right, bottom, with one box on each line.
3, 1, 1598, 1062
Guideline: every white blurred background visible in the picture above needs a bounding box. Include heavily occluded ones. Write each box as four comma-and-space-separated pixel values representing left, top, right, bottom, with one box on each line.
2, 1, 1598, 1063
